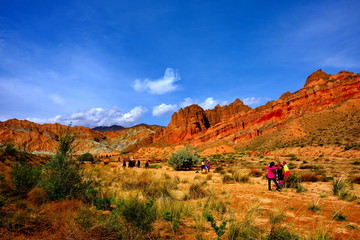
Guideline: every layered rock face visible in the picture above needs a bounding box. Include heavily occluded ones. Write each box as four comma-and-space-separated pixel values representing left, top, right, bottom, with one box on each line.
0, 119, 161, 154
156, 70, 360, 145
1, 70, 359, 154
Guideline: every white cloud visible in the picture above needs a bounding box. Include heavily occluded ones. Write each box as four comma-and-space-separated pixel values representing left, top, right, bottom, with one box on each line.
199, 97, 219, 110
133, 68, 180, 95
242, 97, 270, 106
49, 94, 65, 105
27, 106, 147, 128
152, 103, 178, 117
180, 97, 195, 108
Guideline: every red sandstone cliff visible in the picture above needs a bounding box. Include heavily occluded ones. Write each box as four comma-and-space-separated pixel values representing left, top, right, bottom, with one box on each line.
155, 70, 360, 146
0, 119, 162, 154
1, 70, 359, 154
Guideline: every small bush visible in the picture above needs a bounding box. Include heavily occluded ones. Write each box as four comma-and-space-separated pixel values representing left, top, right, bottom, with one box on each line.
77, 152, 95, 163
286, 173, 301, 188
39, 129, 85, 200
167, 146, 199, 170
11, 162, 41, 196
204, 213, 227, 239
94, 196, 112, 211
117, 196, 156, 234
4, 143, 17, 156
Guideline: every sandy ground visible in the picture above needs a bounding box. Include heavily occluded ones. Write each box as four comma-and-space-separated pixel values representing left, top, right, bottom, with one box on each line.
103, 161, 360, 240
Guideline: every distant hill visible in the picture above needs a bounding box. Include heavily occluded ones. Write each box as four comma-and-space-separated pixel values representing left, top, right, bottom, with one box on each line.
93, 125, 125, 132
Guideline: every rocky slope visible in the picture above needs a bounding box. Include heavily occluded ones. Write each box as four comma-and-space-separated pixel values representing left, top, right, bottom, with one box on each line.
0, 120, 162, 154
154, 70, 360, 150
0, 70, 359, 156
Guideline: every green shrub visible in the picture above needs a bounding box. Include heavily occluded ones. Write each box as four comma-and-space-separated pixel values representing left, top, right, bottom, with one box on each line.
117, 196, 156, 234
77, 152, 95, 163
286, 173, 301, 188
94, 196, 112, 211
11, 162, 41, 196
205, 213, 227, 239
40, 129, 85, 200
167, 147, 199, 170
4, 143, 17, 156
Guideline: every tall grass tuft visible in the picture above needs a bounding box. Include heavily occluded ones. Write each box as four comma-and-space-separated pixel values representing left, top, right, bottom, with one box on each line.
308, 200, 322, 212
232, 169, 250, 183
186, 181, 207, 200
332, 177, 354, 201
309, 228, 334, 240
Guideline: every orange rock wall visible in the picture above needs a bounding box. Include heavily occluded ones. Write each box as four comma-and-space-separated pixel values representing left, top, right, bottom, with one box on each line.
156, 70, 360, 145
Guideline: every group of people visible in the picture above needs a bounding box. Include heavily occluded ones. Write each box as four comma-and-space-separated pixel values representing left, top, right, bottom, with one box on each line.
122, 157, 150, 168
265, 161, 290, 191
200, 160, 211, 172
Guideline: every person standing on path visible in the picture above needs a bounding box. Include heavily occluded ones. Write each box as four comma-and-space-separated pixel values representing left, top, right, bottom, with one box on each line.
266, 162, 281, 191
282, 161, 291, 188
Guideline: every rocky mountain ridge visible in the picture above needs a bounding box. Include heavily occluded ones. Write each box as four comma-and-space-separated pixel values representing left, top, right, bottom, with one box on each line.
0, 70, 359, 156
154, 70, 360, 148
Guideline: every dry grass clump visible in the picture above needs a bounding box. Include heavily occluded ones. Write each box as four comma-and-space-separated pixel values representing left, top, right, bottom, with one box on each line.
268, 208, 299, 240
348, 174, 360, 184
308, 200, 322, 212
299, 172, 327, 182
222, 169, 250, 183
249, 168, 263, 177
332, 177, 356, 201
26, 187, 47, 206
186, 181, 207, 200
121, 170, 153, 191
203, 193, 229, 215
222, 174, 235, 183
227, 200, 262, 240
232, 169, 250, 183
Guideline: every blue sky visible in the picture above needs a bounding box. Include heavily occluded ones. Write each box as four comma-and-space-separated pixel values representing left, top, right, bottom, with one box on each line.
1, 0, 359, 127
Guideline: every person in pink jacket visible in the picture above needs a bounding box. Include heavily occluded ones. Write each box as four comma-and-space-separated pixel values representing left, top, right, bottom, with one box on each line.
266, 162, 281, 191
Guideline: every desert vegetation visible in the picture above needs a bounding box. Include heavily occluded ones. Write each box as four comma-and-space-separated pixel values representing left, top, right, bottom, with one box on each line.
0, 135, 359, 239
